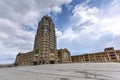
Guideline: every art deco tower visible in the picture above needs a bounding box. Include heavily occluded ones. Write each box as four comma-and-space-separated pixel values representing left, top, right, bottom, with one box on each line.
33, 15, 58, 64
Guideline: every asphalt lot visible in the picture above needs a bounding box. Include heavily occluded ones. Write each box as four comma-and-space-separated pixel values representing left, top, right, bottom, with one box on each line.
0, 62, 120, 80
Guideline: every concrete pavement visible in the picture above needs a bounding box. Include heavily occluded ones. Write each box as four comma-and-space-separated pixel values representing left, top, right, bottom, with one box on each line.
0, 62, 120, 80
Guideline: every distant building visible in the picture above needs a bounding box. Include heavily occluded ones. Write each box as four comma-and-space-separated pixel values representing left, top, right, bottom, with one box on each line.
71, 47, 120, 62
15, 16, 71, 66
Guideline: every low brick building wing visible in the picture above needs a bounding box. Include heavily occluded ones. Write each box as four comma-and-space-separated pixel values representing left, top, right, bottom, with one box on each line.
15, 51, 34, 66
71, 47, 120, 62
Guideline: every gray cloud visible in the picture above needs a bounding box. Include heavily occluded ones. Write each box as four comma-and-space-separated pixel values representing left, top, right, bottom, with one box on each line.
57, 0, 120, 55
72, 20, 94, 31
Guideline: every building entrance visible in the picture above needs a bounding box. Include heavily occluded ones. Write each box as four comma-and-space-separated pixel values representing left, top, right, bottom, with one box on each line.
33, 61, 37, 65
50, 60, 55, 64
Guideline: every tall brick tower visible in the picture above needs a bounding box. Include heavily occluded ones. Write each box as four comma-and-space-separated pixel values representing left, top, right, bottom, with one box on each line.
33, 15, 58, 64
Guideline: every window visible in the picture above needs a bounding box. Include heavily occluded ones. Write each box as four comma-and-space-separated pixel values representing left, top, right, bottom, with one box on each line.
42, 54, 45, 57
46, 54, 49, 57
43, 51, 46, 54
43, 19, 49, 25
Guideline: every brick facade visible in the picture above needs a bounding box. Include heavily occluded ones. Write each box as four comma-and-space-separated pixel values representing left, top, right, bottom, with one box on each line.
71, 47, 120, 62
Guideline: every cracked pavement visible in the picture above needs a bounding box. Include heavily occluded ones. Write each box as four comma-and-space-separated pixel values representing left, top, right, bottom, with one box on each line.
0, 62, 120, 80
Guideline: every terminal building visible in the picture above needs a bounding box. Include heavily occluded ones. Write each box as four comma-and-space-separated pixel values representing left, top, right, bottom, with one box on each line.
15, 16, 120, 66
15, 16, 71, 66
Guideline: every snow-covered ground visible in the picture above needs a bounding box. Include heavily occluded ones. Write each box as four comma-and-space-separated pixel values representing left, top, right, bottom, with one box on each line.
0, 62, 120, 80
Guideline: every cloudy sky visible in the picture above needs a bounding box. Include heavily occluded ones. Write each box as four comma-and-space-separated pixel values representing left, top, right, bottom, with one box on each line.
0, 0, 120, 64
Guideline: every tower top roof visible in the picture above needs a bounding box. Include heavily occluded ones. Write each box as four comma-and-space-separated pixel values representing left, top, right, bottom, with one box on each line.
42, 15, 51, 19
38, 15, 53, 24
43, 15, 49, 17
